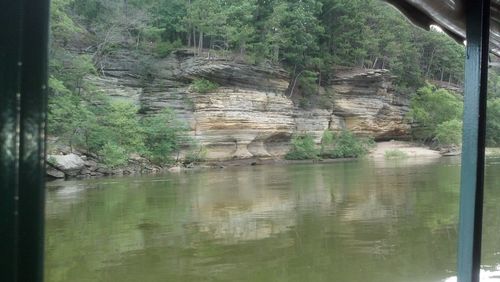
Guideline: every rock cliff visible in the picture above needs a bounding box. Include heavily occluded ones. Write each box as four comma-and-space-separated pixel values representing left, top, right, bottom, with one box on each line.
86, 50, 410, 161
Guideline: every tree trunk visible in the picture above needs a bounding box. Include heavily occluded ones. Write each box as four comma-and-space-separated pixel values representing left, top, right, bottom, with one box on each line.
187, 0, 191, 47
198, 31, 203, 55
426, 47, 436, 78
440, 68, 444, 81
289, 70, 304, 98
192, 28, 197, 54
317, 71, 321, 95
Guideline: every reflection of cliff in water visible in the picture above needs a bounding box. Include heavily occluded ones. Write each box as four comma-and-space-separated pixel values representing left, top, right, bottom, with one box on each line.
182, 157, 458, 246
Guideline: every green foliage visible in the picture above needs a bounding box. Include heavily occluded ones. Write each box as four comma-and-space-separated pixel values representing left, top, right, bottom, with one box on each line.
49, 52, 96, 95
435, 119, 462, 146
141, 26, 165, 43
384, 149, 409, 159
47, 89, 95, 150
224, 0, 258, 54
488, 68, 500, 99
285, 131, 371, 160
266, 0, 323, 67
141, 109, 188, 164
99, 142, 128, 168
285, 134, 319, 160
48, 76, 71, 96
298, 97, 311, 109
184, 143, 208, 164
154, 40, 183, 58
48, 85, 189, 166
298, 70, 320, 97
190, 79, 219, 93
487, 98, 500, 146
149, 0, 187, 42
48, 0, 198, 168
415, 26, 465, 84
101, 102, 145, 152
407, 84, 468, 146
50, 0, 82, 41
408, 84, 463, 143
320, 130, 372, 158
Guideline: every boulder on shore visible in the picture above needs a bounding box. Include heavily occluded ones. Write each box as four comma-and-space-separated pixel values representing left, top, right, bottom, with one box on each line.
46, 166, 65, 178
47, 153, 85, 176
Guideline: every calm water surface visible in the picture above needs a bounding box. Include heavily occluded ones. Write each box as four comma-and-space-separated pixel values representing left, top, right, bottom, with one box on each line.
45, 157, 500, 282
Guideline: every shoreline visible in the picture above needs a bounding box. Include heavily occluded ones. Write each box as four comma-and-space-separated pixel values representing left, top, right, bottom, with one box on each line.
46, 140, 446, 181
370, 140, 442, 159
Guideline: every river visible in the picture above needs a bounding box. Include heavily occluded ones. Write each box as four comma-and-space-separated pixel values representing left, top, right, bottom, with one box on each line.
45, 157, 500, 282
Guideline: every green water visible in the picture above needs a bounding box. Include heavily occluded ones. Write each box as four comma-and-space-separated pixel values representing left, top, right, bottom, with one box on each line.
45, 157, 500, 282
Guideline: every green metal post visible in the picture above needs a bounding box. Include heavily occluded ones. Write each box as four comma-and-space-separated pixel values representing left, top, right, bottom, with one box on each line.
0, 0, 50, 281
458, 0, 490, 282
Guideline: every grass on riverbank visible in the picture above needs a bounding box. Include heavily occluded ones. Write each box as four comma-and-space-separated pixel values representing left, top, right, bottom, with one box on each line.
384, 149, 409, 159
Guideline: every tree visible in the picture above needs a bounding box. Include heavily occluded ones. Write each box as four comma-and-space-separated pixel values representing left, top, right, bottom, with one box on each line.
224, 0, 258, 56
141, 109, 188, 164
487, 98, 500, 146
408, 84, 463, 143
187, 0, 226, 54
435, 119, 462, 146
268, 0, 323, 67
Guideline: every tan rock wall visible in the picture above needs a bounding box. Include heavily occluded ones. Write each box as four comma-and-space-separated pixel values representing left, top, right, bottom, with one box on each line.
87, 51, 410, 161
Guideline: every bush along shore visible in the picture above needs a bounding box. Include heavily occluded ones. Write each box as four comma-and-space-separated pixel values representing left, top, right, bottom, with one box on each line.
285, 130, 374, 161
46, 129, 372, 180
46, 96, 207, 179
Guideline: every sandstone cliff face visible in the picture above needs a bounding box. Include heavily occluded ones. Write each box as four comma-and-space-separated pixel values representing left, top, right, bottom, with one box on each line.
327, 68, 410, 140
86, 50, 410, 160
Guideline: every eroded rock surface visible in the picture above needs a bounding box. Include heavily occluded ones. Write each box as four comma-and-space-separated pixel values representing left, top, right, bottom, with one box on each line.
84, 50, 410, 161
327, 68, 410, 140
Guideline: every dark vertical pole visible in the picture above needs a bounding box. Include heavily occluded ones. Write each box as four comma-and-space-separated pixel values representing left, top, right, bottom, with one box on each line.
17, 0, 50, 281
0, 1, 23, 281
0, 0, 49, 281
458, 0, 490, 282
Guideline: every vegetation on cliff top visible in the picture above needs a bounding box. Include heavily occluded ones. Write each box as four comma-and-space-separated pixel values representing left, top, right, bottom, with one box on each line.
52, 0, 466, 94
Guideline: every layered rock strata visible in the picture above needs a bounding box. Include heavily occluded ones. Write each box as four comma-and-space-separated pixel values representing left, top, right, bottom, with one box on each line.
84, 50, 410, 161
